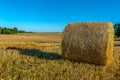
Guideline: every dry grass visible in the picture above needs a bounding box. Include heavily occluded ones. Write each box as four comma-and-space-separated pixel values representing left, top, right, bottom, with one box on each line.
62, 22, 114, 65
0, 33, 120, 80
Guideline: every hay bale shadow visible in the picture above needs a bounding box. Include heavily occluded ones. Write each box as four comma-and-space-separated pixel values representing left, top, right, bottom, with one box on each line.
6, 47, 63, 60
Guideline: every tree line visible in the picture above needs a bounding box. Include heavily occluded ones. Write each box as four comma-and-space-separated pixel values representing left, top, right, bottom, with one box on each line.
0, 27, 26, 34
0, 24, 120, 36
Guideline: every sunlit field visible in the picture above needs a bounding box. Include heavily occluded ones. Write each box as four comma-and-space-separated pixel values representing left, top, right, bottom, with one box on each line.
0, 33, 120, 80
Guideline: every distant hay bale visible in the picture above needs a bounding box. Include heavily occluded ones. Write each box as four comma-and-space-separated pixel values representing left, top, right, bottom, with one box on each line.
62, 22, 114, 65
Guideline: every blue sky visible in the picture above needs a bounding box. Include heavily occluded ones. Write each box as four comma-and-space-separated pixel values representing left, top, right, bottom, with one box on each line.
0, 0, 120, 32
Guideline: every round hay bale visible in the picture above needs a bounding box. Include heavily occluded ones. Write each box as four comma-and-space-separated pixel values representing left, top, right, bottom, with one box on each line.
62, 22, 114, 65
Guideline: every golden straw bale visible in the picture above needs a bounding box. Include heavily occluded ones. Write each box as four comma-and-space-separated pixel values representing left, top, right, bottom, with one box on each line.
62, 22, 114, 65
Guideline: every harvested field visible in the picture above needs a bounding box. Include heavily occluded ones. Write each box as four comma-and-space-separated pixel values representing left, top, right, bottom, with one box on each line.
0, 33, 120, 80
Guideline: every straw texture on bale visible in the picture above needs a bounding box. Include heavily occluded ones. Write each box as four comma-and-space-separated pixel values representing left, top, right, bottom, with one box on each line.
62, 22, 114, 65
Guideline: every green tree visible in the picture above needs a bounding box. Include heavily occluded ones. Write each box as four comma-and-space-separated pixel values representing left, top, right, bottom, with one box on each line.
2, 27, 7, 34
115, 23, 120, 37
13, 27, 18, 34
117, 24, 120, 37
0, 27, 2, 34
0, 26, 26, 34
